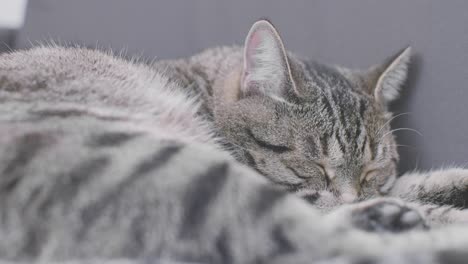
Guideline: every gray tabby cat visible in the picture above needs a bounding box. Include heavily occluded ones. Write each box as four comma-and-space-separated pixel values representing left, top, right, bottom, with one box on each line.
158, 20, 468, 225
0, 19, 467, 264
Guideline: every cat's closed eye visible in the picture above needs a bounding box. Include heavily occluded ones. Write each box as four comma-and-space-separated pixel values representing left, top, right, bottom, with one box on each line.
315, 163, 332, 186
246, 128, 292, 153
361, 169, 378, 183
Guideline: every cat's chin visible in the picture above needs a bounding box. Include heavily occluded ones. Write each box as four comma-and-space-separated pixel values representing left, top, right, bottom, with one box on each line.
296, 189, 343, 212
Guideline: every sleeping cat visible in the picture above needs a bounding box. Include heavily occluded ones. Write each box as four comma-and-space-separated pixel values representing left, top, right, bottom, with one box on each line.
158, 20, 468, 224
0, 19, 468, 263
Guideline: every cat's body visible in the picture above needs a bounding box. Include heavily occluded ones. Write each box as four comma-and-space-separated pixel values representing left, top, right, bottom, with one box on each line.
0, 20, 467, 263
1, 47, 468, 264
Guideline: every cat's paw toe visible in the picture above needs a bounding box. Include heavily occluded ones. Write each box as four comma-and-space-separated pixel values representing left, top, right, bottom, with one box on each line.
351, 199, 428, 233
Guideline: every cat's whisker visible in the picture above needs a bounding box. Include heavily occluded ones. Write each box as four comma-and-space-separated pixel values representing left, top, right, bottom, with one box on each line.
379, 127, 423, 142
391, 144, 418, 150
376, 112, 412, 136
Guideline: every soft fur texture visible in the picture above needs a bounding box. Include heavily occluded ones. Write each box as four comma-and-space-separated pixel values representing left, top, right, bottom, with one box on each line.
0, 20, 467, 263
159, 20, 468, 225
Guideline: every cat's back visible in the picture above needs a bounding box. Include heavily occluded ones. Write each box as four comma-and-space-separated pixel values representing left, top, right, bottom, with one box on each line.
0, 46, 175, 108
0, 46, 216, 145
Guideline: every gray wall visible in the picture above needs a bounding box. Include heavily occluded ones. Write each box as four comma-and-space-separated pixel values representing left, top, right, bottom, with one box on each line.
16, 0, 468, 173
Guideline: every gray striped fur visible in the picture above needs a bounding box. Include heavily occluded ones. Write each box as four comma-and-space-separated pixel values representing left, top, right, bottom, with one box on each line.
0, 19, 467, 263
158, 20, 468, 223
0, 102, 466, 263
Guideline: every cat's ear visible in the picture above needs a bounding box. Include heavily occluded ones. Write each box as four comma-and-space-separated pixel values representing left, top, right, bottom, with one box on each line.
241, 20, 297, 99
364, 47, 412, 105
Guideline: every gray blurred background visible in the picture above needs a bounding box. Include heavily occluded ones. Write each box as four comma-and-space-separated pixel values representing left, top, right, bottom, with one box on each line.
2, 0, 468, 173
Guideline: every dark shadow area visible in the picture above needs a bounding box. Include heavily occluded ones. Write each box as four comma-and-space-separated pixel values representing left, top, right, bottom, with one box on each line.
0, 29, 16, 53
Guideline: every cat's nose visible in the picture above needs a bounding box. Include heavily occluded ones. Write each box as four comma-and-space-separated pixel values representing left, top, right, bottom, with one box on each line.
341, 192, 357, 203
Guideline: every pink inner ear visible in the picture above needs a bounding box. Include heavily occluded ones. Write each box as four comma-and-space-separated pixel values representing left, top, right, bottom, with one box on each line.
245, 30, 263, 72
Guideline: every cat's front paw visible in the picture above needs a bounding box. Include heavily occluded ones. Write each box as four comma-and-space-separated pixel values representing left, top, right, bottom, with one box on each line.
392, 168, 468, 208
351, 198, 428, 233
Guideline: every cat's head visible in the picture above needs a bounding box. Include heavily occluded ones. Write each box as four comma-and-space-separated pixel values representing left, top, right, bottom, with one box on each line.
214, 20, 411, 204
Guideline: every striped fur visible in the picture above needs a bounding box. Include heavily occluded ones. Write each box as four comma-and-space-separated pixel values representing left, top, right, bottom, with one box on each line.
159, 20, 468, 225
0, 103, 466, 263
0, 19, 467, 263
